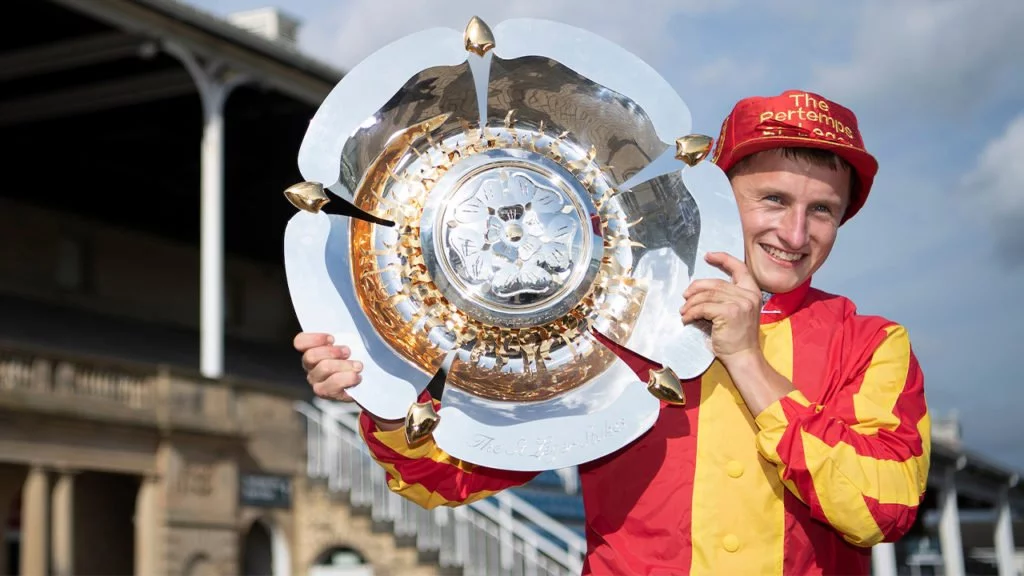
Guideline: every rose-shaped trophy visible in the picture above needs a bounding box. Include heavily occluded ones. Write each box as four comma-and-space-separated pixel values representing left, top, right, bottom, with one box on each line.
283, 17, 743, 472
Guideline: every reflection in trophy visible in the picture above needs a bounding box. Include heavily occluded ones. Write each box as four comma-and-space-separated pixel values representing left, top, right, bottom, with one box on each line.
282, 17, 744, 472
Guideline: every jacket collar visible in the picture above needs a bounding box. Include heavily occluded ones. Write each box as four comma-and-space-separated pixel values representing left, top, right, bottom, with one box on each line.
759, 278, 812, 324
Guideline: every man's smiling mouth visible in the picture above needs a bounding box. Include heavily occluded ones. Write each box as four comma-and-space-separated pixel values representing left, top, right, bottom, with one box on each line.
761, 244, 805, 263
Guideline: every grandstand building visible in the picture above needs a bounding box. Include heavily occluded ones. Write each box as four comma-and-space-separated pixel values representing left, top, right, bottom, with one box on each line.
0, 1, 1020, 575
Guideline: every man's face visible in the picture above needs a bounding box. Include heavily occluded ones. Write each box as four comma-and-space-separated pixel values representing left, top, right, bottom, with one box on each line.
728, 150, 851, 294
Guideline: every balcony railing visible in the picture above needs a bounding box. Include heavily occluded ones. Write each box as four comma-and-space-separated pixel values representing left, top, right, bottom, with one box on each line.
0, 340, 301, 437
297, 398, 588, 576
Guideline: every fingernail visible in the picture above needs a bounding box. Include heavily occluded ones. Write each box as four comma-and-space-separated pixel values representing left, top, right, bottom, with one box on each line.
339, 345, 350, 355
353, 361, 363, 371
327, 335, 334, 344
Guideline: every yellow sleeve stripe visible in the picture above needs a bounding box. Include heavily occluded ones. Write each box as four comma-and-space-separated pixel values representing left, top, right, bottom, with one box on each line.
802, 428, 928, 509
803, 434, 886, 547
851, 325, 911, 436
375, 459, 501, 510
754, 389, 811, 463
370, 425, 478, 473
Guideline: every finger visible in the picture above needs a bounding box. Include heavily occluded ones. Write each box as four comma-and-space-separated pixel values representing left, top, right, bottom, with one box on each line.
683, 278, 729, 298
301, 345, 352, 372
704, 252, 760, 293
681, 284, 752, 316
307, 358, 364, 387
294, 332, 333, 352
313, 370, 363, 401
680, 301, 731, 325
679, 289, 718, 316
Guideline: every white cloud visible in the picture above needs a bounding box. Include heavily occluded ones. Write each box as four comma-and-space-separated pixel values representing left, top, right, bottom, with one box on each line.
962, 113, 1024, 215
960, 112, 1024, 263
810, 0, 1024, 120
299, 0, 736, 72
690, 56, 768, 92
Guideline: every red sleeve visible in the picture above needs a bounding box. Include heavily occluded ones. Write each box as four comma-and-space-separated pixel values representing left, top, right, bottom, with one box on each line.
359, 391, 538, 509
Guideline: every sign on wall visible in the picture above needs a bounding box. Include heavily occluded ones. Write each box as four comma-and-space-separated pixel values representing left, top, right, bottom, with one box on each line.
239, 473, 292, 508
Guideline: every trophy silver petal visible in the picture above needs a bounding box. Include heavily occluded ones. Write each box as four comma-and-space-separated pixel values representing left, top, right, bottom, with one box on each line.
601, 161, 745, 380
492, 18, 692, 149
297, 27, 468, 199
483, 54, 667, 189
432, 346, 660, 471
283, 210, 424, 420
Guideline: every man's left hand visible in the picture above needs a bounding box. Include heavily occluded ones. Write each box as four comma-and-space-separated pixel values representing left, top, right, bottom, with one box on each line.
679, 252, 762, 364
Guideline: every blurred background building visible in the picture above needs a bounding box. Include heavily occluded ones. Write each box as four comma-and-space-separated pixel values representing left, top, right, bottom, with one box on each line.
0, 1, 1020, 575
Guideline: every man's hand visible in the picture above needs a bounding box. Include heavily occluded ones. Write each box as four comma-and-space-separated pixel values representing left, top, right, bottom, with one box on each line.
293, 333, 405, 431
679, 251, 762, 364
294, 332, 363, 402
679, 252, 796, 415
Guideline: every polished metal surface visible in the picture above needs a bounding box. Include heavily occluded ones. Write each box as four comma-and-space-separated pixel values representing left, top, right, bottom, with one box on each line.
283, 181, 330, 213
676, 135, 714, 167
405, 400, 441, 445
283, 16, 744, 471
647, 366, 686, 405
464, 16, 495, 56
420, 147, 603, 328
344, 116, 645, 404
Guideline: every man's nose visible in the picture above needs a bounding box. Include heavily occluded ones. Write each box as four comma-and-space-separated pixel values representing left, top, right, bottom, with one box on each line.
778, 209, 808, 249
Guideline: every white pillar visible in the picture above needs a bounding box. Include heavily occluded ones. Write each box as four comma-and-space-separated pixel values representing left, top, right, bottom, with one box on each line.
939, 466, 966, 576
872, 542, 898, 576
994, 482, 1017, 576
163, 42, 247, 379
199, 85, 226, 379
51, 471, 75, 576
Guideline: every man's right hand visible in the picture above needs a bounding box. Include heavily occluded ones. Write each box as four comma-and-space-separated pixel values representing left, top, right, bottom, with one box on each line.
293, 332, 405, 432
294, 332, 363, 402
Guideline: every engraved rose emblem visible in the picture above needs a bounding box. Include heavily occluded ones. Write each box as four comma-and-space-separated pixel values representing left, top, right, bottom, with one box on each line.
449, 171, 576, 298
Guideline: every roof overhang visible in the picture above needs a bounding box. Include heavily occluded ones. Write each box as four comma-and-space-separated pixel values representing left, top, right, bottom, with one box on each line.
51, 0, 343, 107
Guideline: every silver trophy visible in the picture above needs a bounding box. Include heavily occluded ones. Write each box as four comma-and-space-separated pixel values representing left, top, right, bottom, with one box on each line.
282, 17, 743, 472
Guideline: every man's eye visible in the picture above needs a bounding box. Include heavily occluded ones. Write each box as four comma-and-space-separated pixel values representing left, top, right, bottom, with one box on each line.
813, 204, 833, 214
764, 195, 781, 203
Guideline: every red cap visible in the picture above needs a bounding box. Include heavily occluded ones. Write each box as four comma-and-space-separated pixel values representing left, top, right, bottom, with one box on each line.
711, 90, 878, 224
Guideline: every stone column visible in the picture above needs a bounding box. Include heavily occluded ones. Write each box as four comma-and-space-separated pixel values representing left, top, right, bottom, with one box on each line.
135, 475, 164, 576
19, 466, 49, 576
50, 471, 76, 576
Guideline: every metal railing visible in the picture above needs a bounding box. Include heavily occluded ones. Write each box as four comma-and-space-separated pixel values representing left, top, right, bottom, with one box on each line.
295, 399, 588, 576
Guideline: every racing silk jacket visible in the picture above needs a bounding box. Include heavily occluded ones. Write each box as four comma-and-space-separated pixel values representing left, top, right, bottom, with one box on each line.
358, 281, 931, 575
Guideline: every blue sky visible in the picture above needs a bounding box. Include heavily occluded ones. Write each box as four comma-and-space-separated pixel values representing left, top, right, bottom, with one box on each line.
188, 0, 1024, 468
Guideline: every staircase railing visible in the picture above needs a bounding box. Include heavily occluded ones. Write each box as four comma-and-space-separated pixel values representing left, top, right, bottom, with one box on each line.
295, 399, 587, 576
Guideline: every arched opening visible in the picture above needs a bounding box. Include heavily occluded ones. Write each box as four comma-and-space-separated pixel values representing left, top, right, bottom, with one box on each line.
311, 546, 372, 576
243, 521, 273, 575
242, 518, 290, 576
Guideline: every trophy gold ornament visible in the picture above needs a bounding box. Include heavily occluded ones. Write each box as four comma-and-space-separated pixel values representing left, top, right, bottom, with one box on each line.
283, 17, 743, 472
